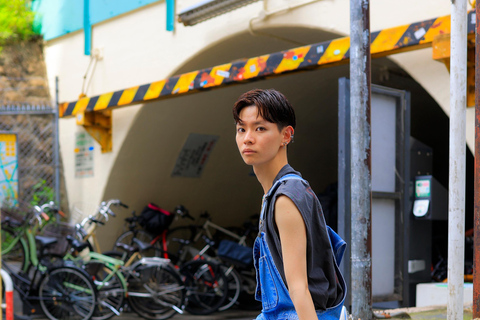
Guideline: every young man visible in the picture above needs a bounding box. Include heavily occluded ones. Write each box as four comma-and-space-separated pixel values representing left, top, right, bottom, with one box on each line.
233, 89, 345, 319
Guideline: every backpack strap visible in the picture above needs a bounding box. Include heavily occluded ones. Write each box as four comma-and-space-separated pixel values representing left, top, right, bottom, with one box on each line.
262, 173, 347, 265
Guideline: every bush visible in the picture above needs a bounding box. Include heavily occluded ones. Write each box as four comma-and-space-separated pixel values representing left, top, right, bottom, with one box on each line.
0, 0, 38, 50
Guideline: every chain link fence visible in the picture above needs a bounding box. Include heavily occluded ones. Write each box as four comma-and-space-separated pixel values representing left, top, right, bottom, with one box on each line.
0, 104, 61, 217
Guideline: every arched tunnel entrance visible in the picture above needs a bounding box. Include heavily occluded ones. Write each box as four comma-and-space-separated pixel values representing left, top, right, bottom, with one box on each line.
97, 25, 473, 306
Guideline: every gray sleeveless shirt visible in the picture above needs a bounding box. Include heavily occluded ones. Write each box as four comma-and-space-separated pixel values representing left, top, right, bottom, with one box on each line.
264, 164, 343, 310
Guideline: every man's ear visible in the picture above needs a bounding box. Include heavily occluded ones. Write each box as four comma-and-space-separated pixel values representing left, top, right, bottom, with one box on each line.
283, 126, 294, 144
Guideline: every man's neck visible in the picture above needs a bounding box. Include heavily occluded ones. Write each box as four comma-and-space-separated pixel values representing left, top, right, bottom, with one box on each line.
254, 158, 288, 194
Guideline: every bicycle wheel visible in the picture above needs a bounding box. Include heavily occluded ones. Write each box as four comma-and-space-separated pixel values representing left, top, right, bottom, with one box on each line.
39, 266, 97, 320
83, 260, 126, 320
180, 260, 228, 315
114, 230, 159, 257
1, 227, 27, 274
127, 264, 185, 320
218, 265, 242, 311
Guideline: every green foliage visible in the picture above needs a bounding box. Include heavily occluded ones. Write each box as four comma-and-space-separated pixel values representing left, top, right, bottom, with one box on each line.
0, 0, 38, 48
30, 180, 55, 207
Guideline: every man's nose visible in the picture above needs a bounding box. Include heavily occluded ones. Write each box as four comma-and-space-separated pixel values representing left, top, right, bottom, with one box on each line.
244, 130, 254, 144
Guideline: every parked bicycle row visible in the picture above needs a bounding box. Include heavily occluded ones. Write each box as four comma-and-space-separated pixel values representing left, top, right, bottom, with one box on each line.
1, 199, 260, 320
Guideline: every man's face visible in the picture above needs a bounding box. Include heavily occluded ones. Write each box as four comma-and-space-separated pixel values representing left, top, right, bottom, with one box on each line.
235, 105, 285, 167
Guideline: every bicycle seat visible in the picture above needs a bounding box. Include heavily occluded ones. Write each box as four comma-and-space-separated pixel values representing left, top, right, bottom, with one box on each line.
115, 242, 136, 253
132, 238, 152, 252
35, 236, 58, 248
125, 216, 138, 223
65, 235, 90, 252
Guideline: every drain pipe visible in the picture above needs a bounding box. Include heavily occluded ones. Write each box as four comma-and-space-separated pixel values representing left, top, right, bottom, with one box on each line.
447, 0, 467, 319
474, 0, 480, 318
349, 0, 372, 319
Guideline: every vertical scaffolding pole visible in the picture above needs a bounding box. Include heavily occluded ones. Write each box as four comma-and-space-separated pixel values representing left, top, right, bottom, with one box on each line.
448, 0, 467, 319
54, 77, 60, 206
349, 0, 372, 319
473, 0, 480, 317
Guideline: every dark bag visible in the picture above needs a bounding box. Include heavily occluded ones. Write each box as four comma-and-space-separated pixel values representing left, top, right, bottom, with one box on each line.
217, 240, 253, 267
138, 203, 174, 236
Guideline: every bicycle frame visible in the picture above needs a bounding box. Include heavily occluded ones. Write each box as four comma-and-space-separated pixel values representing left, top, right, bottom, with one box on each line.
197, 219, 247, 245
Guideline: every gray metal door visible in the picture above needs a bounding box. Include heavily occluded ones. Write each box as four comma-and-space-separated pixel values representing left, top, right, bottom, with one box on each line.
338, 78, 411, 307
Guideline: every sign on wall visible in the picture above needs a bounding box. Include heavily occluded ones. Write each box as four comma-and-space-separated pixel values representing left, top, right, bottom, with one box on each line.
0, 133, 18, 206
172, 133, 218, 178
75, 131, 94, 178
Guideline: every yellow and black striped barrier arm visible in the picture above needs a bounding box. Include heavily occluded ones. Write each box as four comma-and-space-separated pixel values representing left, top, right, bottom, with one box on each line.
59, 11, 475, 118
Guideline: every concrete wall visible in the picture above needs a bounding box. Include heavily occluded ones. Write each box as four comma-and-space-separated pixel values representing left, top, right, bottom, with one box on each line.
42, 0, 468, 249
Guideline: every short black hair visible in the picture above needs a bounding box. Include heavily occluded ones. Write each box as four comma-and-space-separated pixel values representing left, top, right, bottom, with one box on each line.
233, 89, 296, 130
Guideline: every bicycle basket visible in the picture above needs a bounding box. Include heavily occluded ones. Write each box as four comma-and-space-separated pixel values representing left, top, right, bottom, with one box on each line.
138, 203, 174, 236
217, 240, 253, 267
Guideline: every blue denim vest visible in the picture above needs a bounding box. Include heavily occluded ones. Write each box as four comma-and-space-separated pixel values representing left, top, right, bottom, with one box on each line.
254, 174, 347, 320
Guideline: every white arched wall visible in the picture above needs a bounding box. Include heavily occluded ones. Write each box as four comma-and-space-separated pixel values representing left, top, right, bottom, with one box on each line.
45, 0, 466, 247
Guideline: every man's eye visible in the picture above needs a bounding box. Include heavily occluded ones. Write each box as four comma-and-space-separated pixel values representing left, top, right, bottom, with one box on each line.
257, 127, 266, 131
237, 128, 245, 133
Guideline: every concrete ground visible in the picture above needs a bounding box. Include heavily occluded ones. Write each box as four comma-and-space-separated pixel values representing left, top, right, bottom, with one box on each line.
118, 309, 259, 320
372, 304, 474, 319
5, 304, 476, 320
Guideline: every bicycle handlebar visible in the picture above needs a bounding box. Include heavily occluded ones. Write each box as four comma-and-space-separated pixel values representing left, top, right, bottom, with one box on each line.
80, 199, 128, 227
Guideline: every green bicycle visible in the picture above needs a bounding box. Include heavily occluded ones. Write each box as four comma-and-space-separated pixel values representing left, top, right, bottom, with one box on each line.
1, 202, 98, 320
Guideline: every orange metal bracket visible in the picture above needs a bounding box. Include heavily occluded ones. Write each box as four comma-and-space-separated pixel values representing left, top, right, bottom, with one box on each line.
76, 110, 112, 153
432, 33, 476, 107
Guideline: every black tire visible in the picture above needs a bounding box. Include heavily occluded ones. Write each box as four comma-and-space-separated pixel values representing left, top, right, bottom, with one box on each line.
39, 266, 97, 320
127, 264, 185, 320
218, 265, 242, 311
113, 230, 159, 257
1, 227, 27, 274
180, 260, 228, 315
83, 260, 126, 320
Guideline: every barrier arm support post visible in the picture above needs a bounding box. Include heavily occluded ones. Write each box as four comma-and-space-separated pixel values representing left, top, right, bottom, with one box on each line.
1, 269, 14, 320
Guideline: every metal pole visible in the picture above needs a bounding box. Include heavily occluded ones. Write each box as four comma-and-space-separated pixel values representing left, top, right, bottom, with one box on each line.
448, 0, 467, 319
350, 0, 372, 319
473, 0, 480, 317
54, 77, 60, 206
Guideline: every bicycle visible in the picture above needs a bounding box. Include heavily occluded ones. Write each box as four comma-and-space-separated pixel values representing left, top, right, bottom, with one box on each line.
1, 202, 98, 320
31, 200, 185, 320
165, 211, 259, 311
105, 204, 231, 315
111, 237, 228, 316
112, 205, 189, 259
74, 199, 129, 253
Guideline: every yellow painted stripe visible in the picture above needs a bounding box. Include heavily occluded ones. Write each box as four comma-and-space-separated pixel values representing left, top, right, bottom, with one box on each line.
172, 71, 199, 94
94, 92, 114, 111
371, 24, 410, 54
204, 63, 232, 87
317, 37, 350, 65
242, 55, 269, 79
274, 47, 311, 74
144, 80, 166, 100
118, 86, 139, 106
422, 16, 451, 43
72, 98, 90, 115
59, 103, 68, 117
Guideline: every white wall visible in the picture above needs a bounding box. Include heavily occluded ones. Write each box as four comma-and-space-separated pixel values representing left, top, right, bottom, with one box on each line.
43, 0, 466, 227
